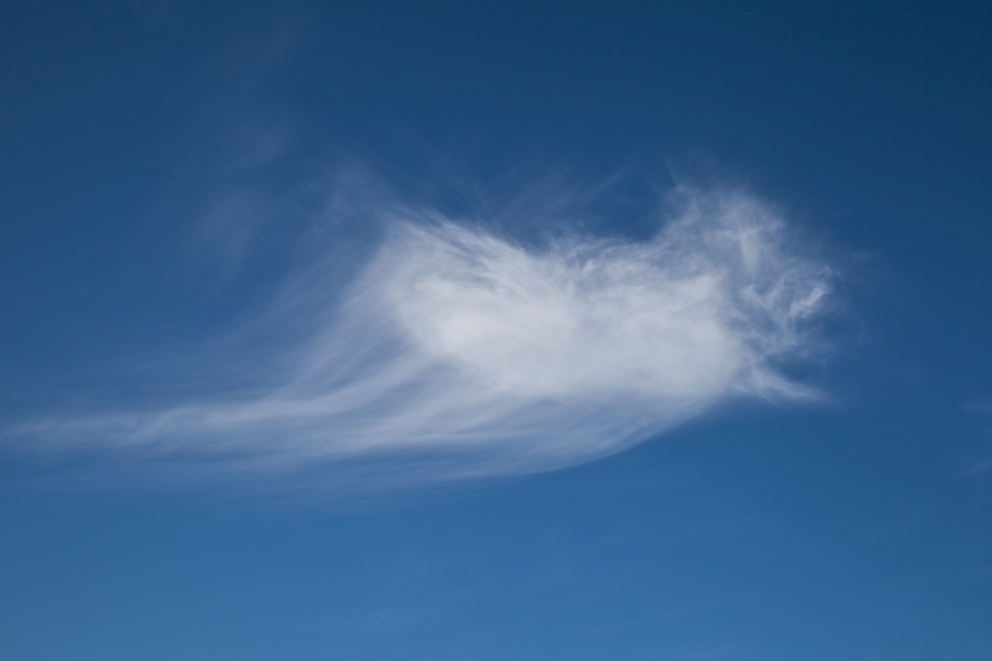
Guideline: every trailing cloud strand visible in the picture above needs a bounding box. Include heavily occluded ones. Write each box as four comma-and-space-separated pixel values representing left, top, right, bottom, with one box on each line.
16, 185, 834, 483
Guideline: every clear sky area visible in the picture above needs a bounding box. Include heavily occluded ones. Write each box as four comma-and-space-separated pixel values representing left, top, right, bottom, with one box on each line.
2, 2, 991, 660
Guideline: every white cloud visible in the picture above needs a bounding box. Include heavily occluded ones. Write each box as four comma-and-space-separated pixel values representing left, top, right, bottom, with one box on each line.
12, 180, 837, 486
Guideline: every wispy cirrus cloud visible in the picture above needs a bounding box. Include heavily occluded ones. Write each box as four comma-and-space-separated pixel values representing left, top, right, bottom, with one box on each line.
10, 173, 837, 487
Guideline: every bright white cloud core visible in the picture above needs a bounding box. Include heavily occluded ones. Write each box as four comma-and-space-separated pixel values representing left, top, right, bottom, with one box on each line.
19, 184, 835, 484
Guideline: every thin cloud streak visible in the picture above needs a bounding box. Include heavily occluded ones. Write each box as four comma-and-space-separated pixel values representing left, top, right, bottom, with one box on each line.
12, 179, 837, 485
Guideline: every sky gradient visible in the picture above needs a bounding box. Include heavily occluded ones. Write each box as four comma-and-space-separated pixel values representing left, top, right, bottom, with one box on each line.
2, 2, 991, 660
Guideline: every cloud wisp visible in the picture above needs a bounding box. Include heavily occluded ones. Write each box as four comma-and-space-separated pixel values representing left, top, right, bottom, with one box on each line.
11, 180, 836, 487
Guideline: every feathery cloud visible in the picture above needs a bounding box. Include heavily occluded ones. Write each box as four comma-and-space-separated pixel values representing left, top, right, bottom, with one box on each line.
11, 178, 836, 487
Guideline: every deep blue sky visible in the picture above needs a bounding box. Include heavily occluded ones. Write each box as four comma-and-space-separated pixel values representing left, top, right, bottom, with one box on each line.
2, 2, 991, 660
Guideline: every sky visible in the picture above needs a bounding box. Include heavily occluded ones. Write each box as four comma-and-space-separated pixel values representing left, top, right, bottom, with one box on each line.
1, 1, 991, 660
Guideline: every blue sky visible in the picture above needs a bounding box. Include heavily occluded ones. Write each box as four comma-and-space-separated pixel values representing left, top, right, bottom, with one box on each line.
1, 2, 991, 660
